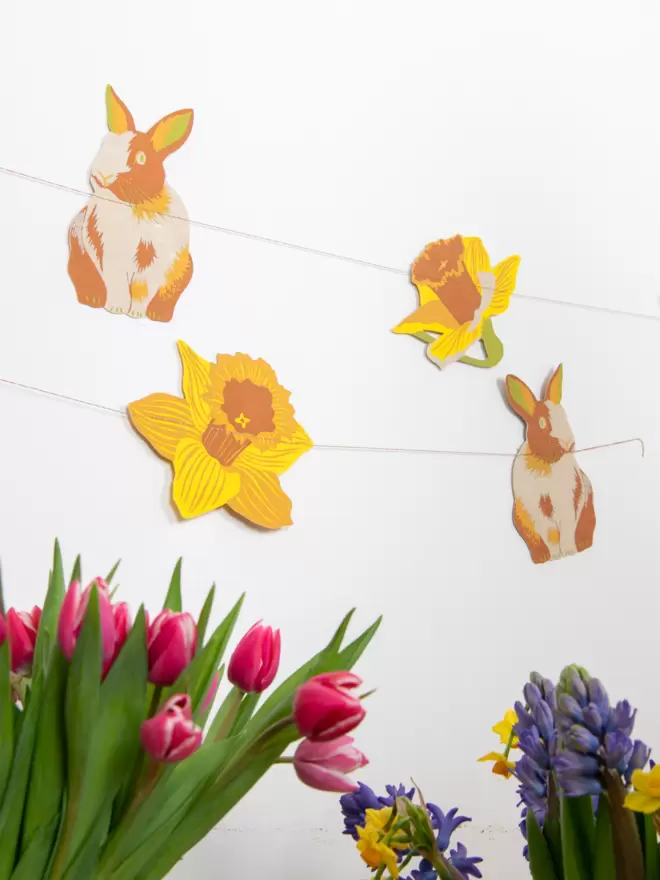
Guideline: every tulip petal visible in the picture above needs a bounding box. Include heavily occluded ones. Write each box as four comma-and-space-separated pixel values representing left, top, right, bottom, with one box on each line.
173, 439, 241, 519
227, 465, 292, 530
295, 761, 358, 793
58, 580, 81, 662
237, 423, 313, 475
128, 393, 197, 462
177, 341, 212, 431
392, 299, 459, 335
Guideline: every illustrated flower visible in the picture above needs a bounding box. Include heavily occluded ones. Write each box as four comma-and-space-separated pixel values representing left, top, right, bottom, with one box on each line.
625, 765, 660, 814
293, 735, 368, 792
147, 609, 197, 686
140, 694, 203, 763
393, 235, 520, 369
293, 671, 366, 742
58, 578, 128, 677
227, 621, 281, 693
6, 606, 41, 675
128, 341, 313, 529
356, 806, 406, 877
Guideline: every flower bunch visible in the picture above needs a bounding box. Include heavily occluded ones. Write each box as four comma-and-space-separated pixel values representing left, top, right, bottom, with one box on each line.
480, 664, 656, 878
0, 540, 380, 880
340, 782, 483, 879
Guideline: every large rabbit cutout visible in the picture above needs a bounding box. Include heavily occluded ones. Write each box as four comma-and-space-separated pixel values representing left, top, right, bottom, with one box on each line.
68, 86, 194, 322
505, 365, 596, 564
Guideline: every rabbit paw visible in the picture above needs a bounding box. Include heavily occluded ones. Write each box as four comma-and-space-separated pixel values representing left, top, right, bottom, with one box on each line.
128, 305, 147, 319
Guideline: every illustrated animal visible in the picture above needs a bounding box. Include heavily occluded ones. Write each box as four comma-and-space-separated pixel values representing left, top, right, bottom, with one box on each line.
68, 86, 194, 322
505, 365, 595, 564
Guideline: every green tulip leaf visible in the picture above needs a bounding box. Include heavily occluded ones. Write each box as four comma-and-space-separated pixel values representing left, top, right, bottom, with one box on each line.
195, 584, 215, 652
527, 808, 559, 880
162, 559, 182, 613
560, 795, 594, 880
594, 794, 616, 880
9, 816, 59, 880
0, 639, 13, 805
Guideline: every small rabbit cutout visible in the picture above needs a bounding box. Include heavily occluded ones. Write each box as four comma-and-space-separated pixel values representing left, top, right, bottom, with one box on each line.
68, 86, 194, 322
505, 365, 596, 564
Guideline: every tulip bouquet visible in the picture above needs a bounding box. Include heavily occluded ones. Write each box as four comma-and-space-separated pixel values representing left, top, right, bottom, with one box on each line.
479, 665, 659, 880
0, 541, 380, 880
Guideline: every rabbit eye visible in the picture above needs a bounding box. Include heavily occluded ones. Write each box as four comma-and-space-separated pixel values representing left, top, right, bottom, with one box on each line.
135, 151, 147, 165
538, 416, 547, 430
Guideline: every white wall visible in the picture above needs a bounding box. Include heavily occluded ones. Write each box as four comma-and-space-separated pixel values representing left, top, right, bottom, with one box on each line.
1, 1, 659, 876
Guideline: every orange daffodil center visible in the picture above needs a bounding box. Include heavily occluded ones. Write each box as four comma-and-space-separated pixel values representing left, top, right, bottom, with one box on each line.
128, 341, 312, 529
393, 234, 520, 368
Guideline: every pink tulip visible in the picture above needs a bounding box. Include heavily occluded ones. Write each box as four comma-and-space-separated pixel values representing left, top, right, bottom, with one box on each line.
293, 672, 366, 742
58, 578, 127, 678
227, 621, 281, 693
140, 694, 203, 763
147, 610, 197, 686
293, 735, 368, 792
7, 606, 41, 675
201, 671, 220, 714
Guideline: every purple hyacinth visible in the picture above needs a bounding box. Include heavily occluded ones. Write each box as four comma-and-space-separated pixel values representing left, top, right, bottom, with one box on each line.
339, 782, 383, 838
553, 667, 650, 797
427, 805, 471, 851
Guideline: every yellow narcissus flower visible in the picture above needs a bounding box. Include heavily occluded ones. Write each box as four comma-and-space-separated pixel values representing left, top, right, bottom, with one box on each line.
356, 807, 406, 878
477, 751, 516, 778
393, 235, 520, 369
492, 709, 519, 747
625, 766, 660, 814
128, 341, 312, 529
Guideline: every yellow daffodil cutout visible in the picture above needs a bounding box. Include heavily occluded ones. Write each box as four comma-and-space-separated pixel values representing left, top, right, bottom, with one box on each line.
393, 235, 520, 369
128, 341, 312, 529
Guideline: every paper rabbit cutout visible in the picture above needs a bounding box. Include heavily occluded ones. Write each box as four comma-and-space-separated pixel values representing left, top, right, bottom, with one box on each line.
505, 365, 596, 564
68, 86, 194, 322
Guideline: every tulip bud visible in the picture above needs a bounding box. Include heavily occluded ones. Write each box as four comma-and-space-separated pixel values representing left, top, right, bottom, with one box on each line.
147, 610, 197, 686
58, 578, 126, 678
140, 694, 203, 763
7, 606, 41, 675
293, 672, 366, 742
227, 622, 281, 693
293, 735, 368, 793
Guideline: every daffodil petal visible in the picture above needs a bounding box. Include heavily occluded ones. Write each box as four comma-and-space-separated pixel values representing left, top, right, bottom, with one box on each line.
489, 255, 521, 314
227, 466, 293, 529
624, 791, 660, 814
427, 321, 483, 367
237, 422, 313, 475
173, 438, 241, 519
462, 237, 492, 291
393, 299, 460, 334
128, 393, 197, 462
177, 340, 212, 431
414, 283, 441, 306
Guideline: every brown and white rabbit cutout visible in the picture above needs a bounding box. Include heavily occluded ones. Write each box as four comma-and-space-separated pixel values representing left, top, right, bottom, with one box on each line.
505, 365, 596, 564
68, 86, 194, 322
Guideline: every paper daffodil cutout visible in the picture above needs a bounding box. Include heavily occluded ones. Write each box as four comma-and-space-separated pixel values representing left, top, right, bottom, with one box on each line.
129, 341, 313, 529
393, 235, 520, 369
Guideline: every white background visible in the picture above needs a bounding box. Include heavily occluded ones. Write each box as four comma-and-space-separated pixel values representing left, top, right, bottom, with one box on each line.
1, 1, 660, 876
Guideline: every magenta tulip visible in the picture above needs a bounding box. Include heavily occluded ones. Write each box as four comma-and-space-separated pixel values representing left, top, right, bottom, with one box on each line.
58, 577, 127, 678
293, 735, 368, 792
140, 694, 203, 763
147, 610, 197, 686
227, 621, 281, 693
7, 606, 41, 675
293, 672, 366, 742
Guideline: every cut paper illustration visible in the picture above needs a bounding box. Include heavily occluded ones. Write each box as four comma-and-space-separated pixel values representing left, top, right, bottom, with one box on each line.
128, 341, 313, 529
505, 364, 596, 565
393, 235, 520, 369
68, 86, 194, 322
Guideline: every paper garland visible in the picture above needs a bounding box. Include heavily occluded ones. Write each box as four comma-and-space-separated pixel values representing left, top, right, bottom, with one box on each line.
393, 235, 520, 369
128, 341, 313, 529
505, 365, 596, 564
67, 85, 194, 322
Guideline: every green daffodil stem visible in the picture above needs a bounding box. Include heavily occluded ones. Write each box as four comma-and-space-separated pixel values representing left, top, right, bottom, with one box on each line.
503, 729, 515, 760
459, 318, 504, 368
412, 331, 435, 345
397, 852, 415, 872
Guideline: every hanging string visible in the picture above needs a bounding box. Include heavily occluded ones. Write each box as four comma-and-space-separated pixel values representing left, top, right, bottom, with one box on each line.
0, 374, 644, 460
0, 165, 658, 324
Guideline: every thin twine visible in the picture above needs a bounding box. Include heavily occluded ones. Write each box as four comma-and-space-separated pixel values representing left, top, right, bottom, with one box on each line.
1, 165, 658, 324
0, 374, 644, 460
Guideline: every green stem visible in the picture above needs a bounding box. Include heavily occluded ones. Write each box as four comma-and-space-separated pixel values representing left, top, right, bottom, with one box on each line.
148, 685, 163, 718
603, 770, 645, 880
207, 686, 244, 742
274, 757, 294, 764
412, 331, 435, 345
397, 852, 415, 872
458, 318, 504, 368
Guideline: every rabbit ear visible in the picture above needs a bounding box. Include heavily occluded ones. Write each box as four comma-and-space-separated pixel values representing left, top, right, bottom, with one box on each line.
148, 109, 194, 160
506, 374, 537, 422
106, 86, 135, 134
544, 364, 563, 404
